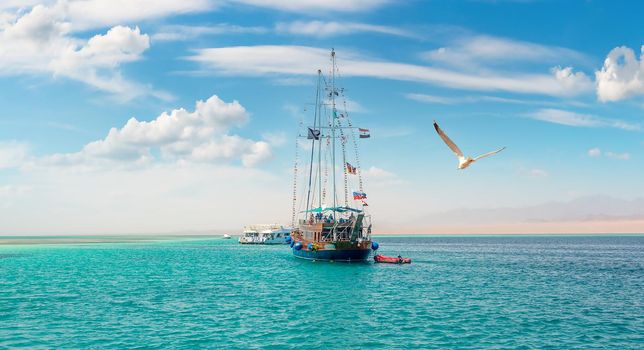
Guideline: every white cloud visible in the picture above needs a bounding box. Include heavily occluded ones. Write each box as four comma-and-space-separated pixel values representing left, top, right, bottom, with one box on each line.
528, 109, 640, 130
361, 166, 405, 187
0, 163, 290, 234
363, 166, 395, 179
231, 0, 390, 12
151, 24, 267, 42
587, 147, 630, 161
66, 0, 215, 30
605, 151, 630, 161
528, 168, 549, 178
0, 4, 168, 100
44, 95, 271, 168
552, 66, 593, 94
423, 35, 588, 68
275, 20, 412, 38
588, 147, 601, 157
406, 93, 538, 105
596, 45, 644, 102
0, 142, 30, 169
189, 45, 594, 97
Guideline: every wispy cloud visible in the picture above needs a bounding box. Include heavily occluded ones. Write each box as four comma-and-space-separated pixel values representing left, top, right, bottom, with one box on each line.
423, 34, 590, 69
152, 24, 267, 42
588, 147, 630, 160
188, 45, 593, 97
528, 109, 640, 130
406, 93, 537, 105
66, 0, 216, 31
275, 20, 413, 38
231, 0, 391, 13
588, 147, 601, 157
523, 168, 549, 178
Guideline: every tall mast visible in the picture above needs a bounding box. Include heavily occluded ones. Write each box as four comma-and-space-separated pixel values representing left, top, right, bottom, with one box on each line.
317, 70, 323, 210
331, 49, 337, 218
305, 69, 322, 213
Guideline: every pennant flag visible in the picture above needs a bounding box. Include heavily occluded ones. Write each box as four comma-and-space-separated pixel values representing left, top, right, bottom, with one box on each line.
353, 191, 367, 200
307, 128, 320, 140
361, 200, 369, 206
359, 128, 370, 138
346, 162, 357, 174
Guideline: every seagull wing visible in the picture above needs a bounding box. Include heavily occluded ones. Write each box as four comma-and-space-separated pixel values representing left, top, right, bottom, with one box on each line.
433, 121, 463, 157
473, 147, 506, 161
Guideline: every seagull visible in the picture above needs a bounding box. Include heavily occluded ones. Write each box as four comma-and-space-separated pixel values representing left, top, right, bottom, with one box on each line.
433, 120, 506, 170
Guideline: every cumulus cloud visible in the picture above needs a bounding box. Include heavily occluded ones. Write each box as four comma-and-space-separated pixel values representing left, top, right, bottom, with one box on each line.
0, 4, 168, 100
0, 142, 30, 169
189, 45, 594, 97
596, 45, 644, 102
45, 95, 271, 167
275, 20, 412, 38
528, 109, 640, 130
552, 66, 593, 94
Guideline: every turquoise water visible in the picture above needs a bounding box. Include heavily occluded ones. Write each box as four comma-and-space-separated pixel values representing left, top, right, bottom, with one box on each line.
0, 236, 642, 349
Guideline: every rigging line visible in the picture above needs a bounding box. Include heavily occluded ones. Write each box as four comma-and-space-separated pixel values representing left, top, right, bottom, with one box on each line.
291, 119, 303, 227
343, 98, 364, 193
337, 112, 349, 207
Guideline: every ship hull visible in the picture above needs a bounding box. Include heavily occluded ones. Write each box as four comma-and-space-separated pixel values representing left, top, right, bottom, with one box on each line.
292, 247, 371, 262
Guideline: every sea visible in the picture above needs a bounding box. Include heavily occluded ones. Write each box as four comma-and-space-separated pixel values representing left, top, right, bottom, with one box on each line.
0, 235, 642, 349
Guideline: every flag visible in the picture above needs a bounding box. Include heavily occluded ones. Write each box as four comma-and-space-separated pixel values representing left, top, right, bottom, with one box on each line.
346, 162, 357, 174
361, 200, 369, 206
353, 191, 367, 200
307, 128, 320, 140
359, 128, 370, 138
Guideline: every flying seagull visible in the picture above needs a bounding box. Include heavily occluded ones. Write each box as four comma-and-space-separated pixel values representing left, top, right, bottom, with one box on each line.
433, 120, 506, 170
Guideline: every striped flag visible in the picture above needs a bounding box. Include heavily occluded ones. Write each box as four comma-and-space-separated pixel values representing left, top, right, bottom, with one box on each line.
359, 128, 370, 138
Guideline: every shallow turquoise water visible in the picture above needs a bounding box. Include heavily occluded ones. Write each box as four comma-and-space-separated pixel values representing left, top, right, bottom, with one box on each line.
0, 236, 642, 349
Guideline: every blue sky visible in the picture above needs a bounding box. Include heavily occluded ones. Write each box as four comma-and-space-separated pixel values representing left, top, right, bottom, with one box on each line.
1, 0, 643, 234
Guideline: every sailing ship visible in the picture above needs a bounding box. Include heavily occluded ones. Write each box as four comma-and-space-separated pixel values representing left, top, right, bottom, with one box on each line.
289, 49, 374, 262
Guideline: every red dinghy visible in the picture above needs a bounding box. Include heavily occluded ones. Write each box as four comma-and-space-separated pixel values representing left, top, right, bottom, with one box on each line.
374, 254, 411, 264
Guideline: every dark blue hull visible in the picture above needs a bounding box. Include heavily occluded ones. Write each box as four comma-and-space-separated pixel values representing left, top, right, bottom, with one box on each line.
292, 248, 371, 262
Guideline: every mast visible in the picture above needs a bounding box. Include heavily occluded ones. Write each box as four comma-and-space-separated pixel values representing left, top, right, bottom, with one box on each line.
317, 70, 323, 210
331, 49, 337, 219
305, 70, 322, 213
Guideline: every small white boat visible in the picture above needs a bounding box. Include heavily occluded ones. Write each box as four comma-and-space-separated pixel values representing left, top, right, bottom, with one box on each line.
238, 224, 291, 244
222, 234, 232, 239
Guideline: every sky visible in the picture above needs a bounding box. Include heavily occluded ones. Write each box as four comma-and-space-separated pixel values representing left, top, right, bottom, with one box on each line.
1, 0, 643, 234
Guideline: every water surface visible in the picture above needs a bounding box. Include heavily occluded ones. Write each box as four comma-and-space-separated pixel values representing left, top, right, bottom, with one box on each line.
0, 235, 642, 348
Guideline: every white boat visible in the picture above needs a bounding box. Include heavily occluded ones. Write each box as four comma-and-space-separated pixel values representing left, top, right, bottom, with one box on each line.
222, 234, 232, 239
238, 225, 292, 244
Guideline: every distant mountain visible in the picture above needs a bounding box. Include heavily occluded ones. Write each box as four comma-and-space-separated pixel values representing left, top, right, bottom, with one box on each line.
413, 195, 644, 225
